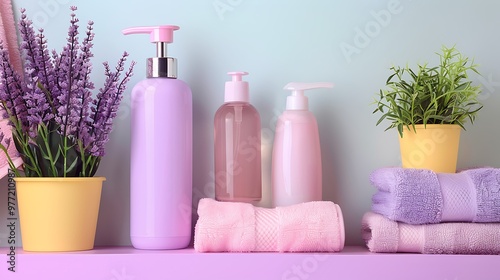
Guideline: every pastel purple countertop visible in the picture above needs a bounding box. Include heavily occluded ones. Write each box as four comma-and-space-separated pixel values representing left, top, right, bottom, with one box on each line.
1, 246, 499, 280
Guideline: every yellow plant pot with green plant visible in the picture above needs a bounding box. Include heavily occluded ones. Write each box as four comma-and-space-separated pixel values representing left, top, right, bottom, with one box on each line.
373, 46, 482, 173
0, 7, 135, 251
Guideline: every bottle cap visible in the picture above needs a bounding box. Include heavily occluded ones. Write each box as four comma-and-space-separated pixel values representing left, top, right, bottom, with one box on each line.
283, 82, 334, 110
225, 72, 249, 103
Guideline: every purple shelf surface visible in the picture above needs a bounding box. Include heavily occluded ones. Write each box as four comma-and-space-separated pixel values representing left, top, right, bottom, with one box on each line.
1, 246, 499, 280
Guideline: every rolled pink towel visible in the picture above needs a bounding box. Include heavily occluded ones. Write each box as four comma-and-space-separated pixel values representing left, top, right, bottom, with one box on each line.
362, 212, 500, 254
194, 198, 345, 252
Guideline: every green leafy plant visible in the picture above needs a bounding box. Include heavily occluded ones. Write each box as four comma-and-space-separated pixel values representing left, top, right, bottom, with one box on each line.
373, 46, 482, 137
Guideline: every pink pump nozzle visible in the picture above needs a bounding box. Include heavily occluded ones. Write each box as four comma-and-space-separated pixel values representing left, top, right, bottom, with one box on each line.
122, 25, 179, 43
225, 72, 249, 103
122, 25, 181, 78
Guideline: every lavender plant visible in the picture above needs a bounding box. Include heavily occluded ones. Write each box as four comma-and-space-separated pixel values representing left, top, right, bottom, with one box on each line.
0, 7, 135, 177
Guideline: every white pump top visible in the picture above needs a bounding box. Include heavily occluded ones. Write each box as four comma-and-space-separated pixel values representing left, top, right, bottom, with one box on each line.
225, 72, 249, 103
284, 82, 334, 110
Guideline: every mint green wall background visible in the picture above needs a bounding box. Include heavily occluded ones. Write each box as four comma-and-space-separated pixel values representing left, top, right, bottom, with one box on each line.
1, 0, 499, 247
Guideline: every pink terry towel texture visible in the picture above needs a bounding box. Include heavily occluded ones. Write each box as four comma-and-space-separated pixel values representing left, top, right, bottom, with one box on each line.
194, 198, 345, 252
362, 212, 500, 254
0, 0, 23, 178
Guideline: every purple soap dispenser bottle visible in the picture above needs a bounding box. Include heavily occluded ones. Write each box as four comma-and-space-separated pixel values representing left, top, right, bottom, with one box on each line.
123, 26, 192, 249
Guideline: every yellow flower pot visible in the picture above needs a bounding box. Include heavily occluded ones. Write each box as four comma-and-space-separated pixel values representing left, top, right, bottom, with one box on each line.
399, 124, 461, 173
15, 177, 105, 252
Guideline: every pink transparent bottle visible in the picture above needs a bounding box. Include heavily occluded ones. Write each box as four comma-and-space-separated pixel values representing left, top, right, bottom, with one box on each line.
123, 26, 192, 249
214, 72, 262, 202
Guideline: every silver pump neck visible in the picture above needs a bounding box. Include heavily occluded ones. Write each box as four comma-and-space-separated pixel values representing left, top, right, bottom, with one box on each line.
157, 42, 167, 57
147, 42, 177, 78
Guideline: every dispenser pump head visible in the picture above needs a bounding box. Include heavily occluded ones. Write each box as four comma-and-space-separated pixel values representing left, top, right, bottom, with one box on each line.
283, 82, 334, 110
122, 25, 180, 78
225, 72, 249, 103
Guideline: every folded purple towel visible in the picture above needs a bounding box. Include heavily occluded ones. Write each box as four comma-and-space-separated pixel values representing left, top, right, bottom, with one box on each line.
370, 167, 500, 224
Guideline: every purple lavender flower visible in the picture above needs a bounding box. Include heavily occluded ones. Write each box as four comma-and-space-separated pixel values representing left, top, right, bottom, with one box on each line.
18, 9, 39, 77
0, 6, 135, 177
89, 54, 135, 156
24, 77, 53, 137
0, 43, 29, 132
54, 6, 83, 138
75, 20, 95, 150
18, 8, 55, 135
0, 130, 14, 157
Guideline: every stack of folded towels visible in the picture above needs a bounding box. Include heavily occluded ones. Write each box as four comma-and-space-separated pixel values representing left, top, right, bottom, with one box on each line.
194, 198, 345, 252
362, 167, 500, 254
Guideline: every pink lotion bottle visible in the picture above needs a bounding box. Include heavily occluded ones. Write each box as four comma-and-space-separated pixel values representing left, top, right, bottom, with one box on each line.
214, 72, 262, 202
272, 82, 334, 207
123, 26, 192, 249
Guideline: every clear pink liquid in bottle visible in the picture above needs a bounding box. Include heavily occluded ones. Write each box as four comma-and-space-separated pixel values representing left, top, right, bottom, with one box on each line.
214, 72, 262, 202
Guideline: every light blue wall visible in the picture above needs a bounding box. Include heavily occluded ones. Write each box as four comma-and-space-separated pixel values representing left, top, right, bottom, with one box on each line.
1, 0, 499, 247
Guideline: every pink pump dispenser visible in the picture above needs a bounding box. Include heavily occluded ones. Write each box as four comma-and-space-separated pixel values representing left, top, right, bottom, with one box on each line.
123, 26, 192, 249
214, 72, 262, 202
122, 25, 179, 78
224, 72, 249, 102
272, 82, 334, 207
